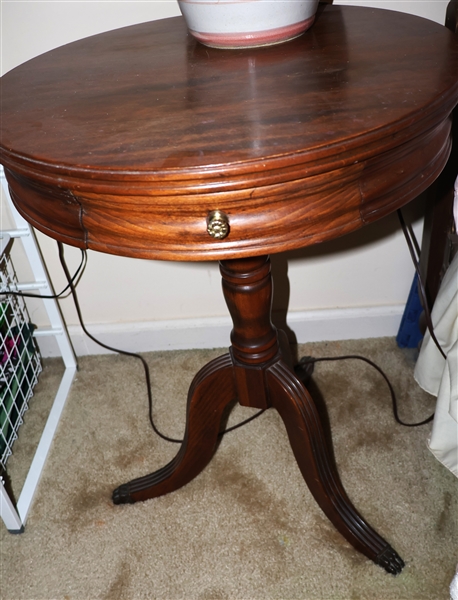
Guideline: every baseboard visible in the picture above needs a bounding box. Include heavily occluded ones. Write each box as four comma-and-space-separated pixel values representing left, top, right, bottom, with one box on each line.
35, 305, 405, 357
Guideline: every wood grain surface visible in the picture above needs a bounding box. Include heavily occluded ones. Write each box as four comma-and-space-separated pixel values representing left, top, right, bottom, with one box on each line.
1, 5, 457, 260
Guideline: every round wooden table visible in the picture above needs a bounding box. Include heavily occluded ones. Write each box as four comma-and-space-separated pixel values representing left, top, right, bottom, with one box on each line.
2, 5, 457, 574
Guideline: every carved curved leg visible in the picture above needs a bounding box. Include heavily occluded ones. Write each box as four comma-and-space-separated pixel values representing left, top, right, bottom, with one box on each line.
113, 353, 235, 504
112, 254, 404, 575
267, 359, 405, 575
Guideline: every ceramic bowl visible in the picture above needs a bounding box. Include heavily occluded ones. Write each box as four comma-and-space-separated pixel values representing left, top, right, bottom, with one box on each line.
177, 0, 320, 49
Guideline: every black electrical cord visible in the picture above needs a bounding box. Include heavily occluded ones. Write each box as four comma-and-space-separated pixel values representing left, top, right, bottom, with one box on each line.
2, 248, 87, 300
297, 211, 442, 429
300, 210, 448, 430
55, 241, 265, 443
56, 231, 436, 437
16, 227, 434, 441
297, 354, 434, 427
291, 210, 442, 429
397, 209, 447, 360
386, 207, 451, 427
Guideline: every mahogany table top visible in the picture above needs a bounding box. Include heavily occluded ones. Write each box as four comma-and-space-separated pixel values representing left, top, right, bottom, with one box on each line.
1, 5, 457, 261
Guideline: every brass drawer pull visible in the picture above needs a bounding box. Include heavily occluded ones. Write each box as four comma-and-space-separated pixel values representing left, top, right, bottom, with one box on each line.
207, 210, 229, 240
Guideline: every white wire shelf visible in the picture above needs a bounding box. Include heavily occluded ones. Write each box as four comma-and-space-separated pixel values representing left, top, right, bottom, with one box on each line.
0, 239, 43, 470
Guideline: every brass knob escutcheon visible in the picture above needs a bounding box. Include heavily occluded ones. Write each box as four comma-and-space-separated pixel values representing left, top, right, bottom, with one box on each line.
206, 210, 230, 240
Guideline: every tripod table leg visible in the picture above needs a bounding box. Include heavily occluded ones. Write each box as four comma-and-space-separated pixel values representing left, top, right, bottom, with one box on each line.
112, 253, 404, 574
112, 353, 235, 504
267, 359, 405, 575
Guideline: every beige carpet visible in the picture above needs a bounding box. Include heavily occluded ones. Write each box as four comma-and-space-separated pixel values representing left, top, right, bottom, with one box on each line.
1, 338, 457, 599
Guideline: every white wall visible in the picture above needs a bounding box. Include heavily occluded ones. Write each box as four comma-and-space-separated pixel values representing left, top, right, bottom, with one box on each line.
0, 1, 450, 355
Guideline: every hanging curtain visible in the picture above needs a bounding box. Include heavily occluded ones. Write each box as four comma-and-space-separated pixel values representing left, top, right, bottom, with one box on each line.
414, 176, 458, 477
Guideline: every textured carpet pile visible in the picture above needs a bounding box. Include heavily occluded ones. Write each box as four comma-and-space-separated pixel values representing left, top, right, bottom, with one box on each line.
1, 338, 457, 599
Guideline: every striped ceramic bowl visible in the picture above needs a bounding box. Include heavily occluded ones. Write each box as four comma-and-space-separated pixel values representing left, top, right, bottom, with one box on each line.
177, 0, 320, 49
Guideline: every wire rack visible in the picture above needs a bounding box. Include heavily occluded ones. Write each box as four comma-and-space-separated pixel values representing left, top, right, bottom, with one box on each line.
0, 238, 42, 470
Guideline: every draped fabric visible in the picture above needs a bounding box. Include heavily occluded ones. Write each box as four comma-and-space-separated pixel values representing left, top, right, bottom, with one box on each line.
414, 176, 458, 477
